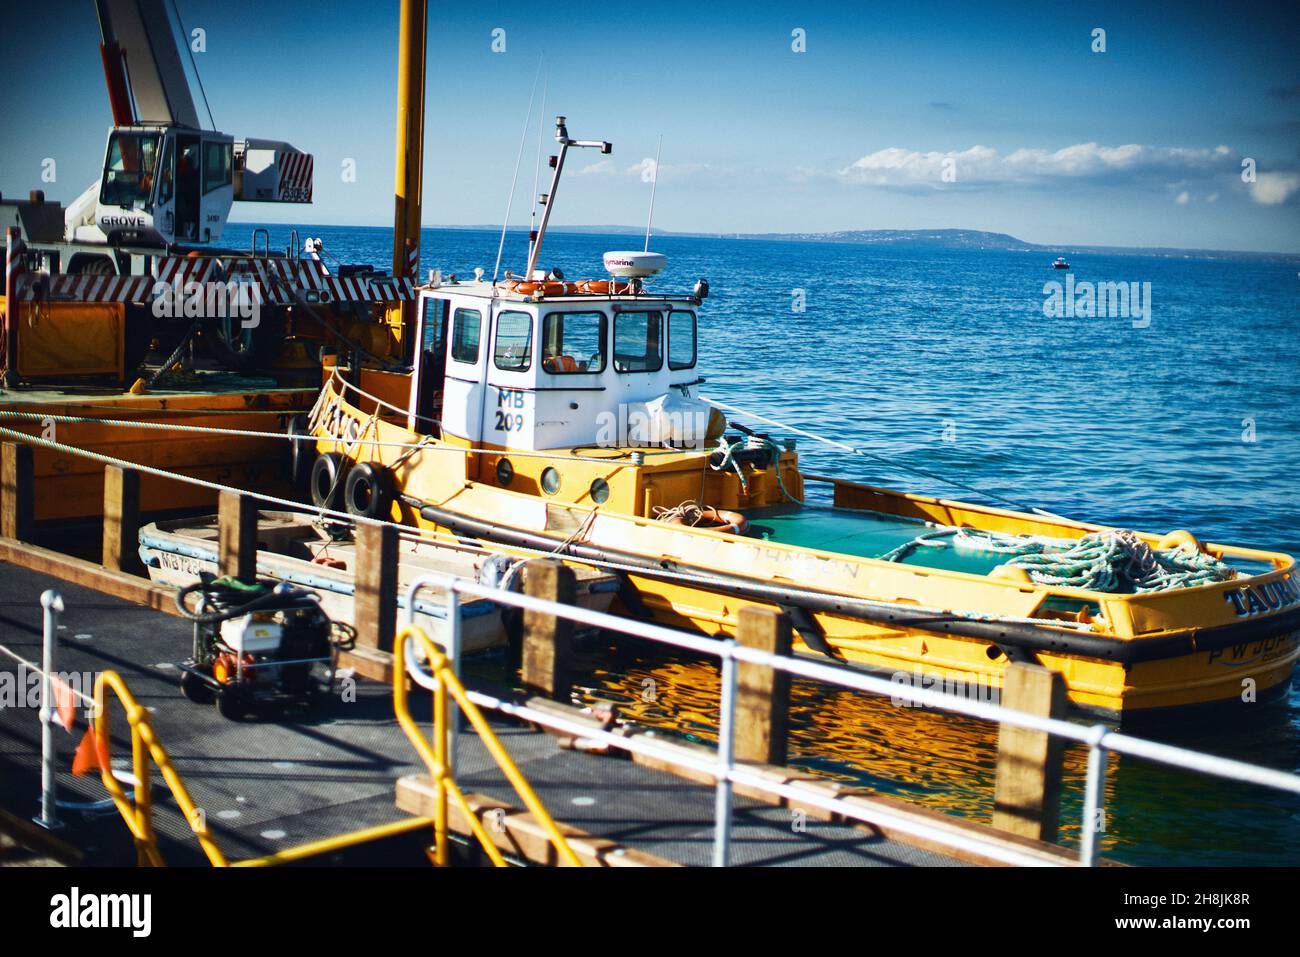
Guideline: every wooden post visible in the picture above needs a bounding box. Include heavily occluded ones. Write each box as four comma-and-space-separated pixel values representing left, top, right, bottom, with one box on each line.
0, 441, 34, 542
993, 662, 1068, 842
354, 522, 398, 651
735, 606, 792, 766
217, 490, 257, 583
521, 559, 574, 702
102, 465, 144, 575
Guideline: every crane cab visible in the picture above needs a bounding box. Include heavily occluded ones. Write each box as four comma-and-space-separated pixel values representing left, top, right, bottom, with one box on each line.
94, 125, 233, 246
89, 126, 312, 247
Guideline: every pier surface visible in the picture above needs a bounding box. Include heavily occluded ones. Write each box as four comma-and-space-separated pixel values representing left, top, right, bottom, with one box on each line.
0, 563, 963, 867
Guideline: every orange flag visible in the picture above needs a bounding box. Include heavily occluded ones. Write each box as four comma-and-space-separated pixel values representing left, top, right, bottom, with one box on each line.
49, 676, 77, 733
71, 727, 109, 777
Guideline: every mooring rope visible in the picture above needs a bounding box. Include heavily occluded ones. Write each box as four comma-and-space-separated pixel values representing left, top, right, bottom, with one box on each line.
709, 435, 803, 504
699, 396, 1073, 523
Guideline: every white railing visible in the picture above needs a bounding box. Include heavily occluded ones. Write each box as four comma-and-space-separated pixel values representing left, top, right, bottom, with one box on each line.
403, 572, 1300, 868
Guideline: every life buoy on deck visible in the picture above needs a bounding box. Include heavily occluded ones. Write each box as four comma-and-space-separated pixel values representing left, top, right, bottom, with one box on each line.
696, 507, 749, 536
343, 462, 394, 520
310, 452, 350, 511
508, 279, 572, 297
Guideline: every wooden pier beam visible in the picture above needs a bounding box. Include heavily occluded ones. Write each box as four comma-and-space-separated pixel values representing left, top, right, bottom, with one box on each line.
102, 465, 144, 575
217, 490, 258, 584
521, 559, 575, 703
0, 441, 34, 543
993, 662, 1067, 843
735, 606, 792, 766
354, 522, 398, 652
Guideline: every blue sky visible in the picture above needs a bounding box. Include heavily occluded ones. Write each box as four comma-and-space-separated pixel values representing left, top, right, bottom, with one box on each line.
2, 0, 1298, 251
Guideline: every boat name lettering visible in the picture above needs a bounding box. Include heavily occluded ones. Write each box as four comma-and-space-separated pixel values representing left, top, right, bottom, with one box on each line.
1207, 631, 1299, 666
1223, 577, 1300, 618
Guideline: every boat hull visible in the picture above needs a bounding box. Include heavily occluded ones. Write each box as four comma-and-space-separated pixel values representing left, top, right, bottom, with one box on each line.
419, 499, 1300, 721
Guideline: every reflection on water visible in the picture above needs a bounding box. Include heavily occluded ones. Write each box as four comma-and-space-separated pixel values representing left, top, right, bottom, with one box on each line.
536, 633, 1297, 867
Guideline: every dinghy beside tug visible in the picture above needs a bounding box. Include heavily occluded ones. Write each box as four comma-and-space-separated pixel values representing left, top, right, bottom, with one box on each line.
300, 117, 1300, 721
138, 510, 618, 653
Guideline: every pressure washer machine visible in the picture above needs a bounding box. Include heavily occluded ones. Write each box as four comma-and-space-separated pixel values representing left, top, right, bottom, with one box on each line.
175, 576, 340, 720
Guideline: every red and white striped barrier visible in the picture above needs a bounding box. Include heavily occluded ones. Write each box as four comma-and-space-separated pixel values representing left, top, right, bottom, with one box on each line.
13, 254, 414, 305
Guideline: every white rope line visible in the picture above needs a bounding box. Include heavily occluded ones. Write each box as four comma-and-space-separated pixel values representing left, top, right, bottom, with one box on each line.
700, 395, 1076, 524
0, 643, 98, 708
0, 408, 668, 466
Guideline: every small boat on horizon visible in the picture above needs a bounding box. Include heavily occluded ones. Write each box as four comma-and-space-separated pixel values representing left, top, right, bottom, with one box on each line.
1052, 257, 1070, 269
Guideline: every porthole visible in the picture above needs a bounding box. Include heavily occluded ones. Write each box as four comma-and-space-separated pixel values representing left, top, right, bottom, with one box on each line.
589, 478, 610, 504
496, 458, 514, 486
541, 467, 561, 495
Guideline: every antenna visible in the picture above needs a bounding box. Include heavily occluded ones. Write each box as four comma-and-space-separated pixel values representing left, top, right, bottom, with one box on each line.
644, 134, 663, 253
493, 56, 544, 284
526, 75, 548, 277
525, 117, 612, 280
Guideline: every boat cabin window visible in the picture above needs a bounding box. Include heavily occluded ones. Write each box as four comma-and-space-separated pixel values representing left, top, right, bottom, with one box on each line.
542, 311, 605, 374
613, 310, 663, 373
668, 309, 697, 371
451, 308, 482, 364
494, 310, 533, 372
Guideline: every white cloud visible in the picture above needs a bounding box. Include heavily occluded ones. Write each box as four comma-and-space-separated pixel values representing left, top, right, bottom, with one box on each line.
576, 158, 728, 183
837, 142, 1240, 189
1248, 172, 1300, 205
576, 159, 617, 176
1175, 191, 1190, 205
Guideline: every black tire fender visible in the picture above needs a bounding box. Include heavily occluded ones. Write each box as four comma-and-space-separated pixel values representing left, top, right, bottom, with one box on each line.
343, 461, 394, 520
310, 452, 350, 511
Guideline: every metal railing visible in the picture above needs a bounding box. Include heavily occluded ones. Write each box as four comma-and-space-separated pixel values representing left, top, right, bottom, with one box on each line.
404, 572, 1300, 867
394, 623, 582, 866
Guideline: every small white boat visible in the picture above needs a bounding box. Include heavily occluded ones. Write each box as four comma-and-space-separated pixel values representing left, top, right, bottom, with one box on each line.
139, 510, 619, 654
1052, 257, 1069, 269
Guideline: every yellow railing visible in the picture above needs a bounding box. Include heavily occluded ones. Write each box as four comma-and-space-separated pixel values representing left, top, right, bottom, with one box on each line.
92, 669, 435, 867
393, 623, 583, 866
94, 670, 229, 866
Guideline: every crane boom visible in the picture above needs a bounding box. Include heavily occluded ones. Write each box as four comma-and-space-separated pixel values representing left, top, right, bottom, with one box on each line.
96, 0, 202, 129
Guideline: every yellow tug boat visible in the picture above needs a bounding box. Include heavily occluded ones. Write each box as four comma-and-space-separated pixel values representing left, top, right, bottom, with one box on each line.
303, 118, 1299, 722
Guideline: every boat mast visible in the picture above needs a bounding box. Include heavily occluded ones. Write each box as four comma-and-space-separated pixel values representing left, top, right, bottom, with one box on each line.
525, 117, 610, 280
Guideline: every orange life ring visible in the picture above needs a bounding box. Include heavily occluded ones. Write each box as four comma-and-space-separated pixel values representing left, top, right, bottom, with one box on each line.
508, 279, 572, 297
696, 507, 749, 535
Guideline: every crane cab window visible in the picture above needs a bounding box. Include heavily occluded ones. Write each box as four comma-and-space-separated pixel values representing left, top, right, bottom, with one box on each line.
451, 308, 482, 364
101, 132, 163, 209
203, 142, 233, 193
494, 310, 533, 371
614, 310, 663, 373
668, 309, 697, 370
542, 311, 605, 374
